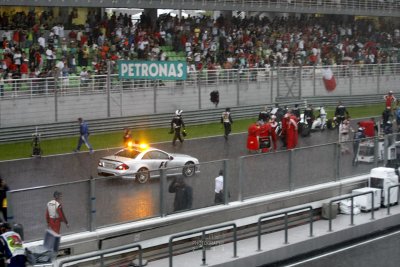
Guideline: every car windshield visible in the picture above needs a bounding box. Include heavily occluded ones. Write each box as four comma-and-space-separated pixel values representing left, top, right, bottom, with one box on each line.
115, 149, 141, 159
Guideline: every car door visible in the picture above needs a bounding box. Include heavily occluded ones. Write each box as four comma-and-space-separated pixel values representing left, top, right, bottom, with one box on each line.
141, 150, 169, 178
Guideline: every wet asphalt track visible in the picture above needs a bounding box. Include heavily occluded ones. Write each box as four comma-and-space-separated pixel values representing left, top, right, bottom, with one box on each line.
7, 122, 378, 241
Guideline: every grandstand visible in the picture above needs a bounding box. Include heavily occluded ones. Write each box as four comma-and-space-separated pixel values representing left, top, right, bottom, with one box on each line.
1, 1, 400, 266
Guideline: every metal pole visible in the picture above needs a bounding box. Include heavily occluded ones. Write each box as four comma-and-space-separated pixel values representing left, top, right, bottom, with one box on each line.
6, 191, 13, 224
106, 61, 111, 117
201, 231, 207, 266
233, 225, 238, 258
384, 134, 388, 166
309, 208, 314, 237
374, 136, 379, 167
289, 150, 294, 191
387, 186, 392, 215
53, 75, 58, 122
89, 178, 96, 231
160, 168, 166, 217
313, 65, 316, 97
371, 192, 375, 220
154, 80, 157, 114
198, 71, 201, 109
120, 79, 123, 117
223, 159, 228, 205
349, 65, 353, 96
350, 197, 354, 226
270, 67, 274, 103
335, 142, 341, 181
257, 220, 262, 251
298, 65, 302, 99
277, 66, 280, 98
238, 157, 243, 202
328, 202, 333, 232
377, 64, 381, 94
236, 69, 240, 106
284, 213, 289, 244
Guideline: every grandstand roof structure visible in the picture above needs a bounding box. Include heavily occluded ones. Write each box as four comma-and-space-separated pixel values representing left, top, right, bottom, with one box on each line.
1, 0, 400, 17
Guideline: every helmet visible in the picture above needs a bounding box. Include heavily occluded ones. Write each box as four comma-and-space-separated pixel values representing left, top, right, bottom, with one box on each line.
358, 127, 365, 132
175, 109, 183, 116
389, 90, 393, 94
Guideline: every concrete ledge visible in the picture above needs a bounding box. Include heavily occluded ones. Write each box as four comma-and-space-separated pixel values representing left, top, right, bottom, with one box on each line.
26, 175, 369, 259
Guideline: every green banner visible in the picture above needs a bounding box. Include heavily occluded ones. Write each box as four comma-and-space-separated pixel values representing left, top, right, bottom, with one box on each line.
118, 61, 187, 80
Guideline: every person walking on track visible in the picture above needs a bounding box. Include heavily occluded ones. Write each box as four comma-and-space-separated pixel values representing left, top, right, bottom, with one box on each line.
221, 108, 233, 141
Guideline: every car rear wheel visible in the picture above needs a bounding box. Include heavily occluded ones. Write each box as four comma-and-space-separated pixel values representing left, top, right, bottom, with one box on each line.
136, 168, 149, 184
182, 162, 195, 177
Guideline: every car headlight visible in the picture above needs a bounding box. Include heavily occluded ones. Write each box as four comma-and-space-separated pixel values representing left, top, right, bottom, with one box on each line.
98, 161, 104, 167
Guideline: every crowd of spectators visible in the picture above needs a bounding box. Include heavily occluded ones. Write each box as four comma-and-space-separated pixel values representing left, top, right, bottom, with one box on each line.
0, 8, 400, 84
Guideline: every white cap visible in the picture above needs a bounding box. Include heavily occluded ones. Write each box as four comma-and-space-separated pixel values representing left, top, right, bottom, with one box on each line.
175, 109, 183, 116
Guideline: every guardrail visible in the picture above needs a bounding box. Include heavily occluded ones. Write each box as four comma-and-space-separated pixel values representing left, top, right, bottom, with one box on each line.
58, 243, 143, 267
387, 184, 400, 215
257, 205, 314, 251
328, 191, 376, 232
168, 223, 238, 267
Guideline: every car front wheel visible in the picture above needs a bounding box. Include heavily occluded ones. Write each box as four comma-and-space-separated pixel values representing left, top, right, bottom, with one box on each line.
136, 168, 149, 183
182, 162, 195, 177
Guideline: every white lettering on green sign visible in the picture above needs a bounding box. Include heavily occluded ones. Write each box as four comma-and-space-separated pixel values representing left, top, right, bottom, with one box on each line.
119, 61, 187, 80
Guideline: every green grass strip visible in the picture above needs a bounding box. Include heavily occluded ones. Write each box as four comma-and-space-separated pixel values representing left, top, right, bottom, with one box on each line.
0, 103, 386, 160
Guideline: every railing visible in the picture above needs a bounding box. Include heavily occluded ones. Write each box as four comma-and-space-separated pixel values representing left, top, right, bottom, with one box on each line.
58, 243, 143, 267
5, 131, 400, 241
257, 205, 314, 251
328, 191, 376, 232
168, 223, 238, 267
387, 183, 400, 215
1, 63, 399, 128
2, 0, 399, 13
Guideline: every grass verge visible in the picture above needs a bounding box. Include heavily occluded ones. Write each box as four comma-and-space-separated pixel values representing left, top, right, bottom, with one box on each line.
0, 104, 386, 161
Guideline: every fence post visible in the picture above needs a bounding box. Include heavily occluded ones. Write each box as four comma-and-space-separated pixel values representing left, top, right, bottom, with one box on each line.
238, 157, 244, 202
289, 149, 294, 191
53, 73, 58, 123
377, 64, 381, 94
383, 134, 388, 166
374, 136, 379, 167
270, 67, 274, 103
298, 65, 302, 99
153, 81, 157, 114
198, 71, 201, 110
349, 65, 353, 96
313, 65, 316, 97
335, 142, 340, 182
284, 213, 289, 244
6, 191, 13, 224
223, 159, 229, 205
277, 66, 280, 97
89, 178, 96, 231
201, 231, 207, 266
159, 168, 167, 217
106, 61, 111, 118
236, 69, 240, 106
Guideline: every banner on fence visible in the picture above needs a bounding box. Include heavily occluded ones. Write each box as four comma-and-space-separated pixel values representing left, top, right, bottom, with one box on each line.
322, 68, 337, 92
118, 61, 187, 80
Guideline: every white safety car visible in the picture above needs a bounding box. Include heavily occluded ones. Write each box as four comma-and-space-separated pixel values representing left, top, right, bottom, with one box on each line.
97, 144, 200, 183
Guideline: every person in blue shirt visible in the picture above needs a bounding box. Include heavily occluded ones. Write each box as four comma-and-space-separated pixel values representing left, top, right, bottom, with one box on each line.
74, 117, 93, 153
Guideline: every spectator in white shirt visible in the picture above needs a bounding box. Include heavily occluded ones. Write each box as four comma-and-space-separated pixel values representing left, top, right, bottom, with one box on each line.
214, 170, 224, 204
